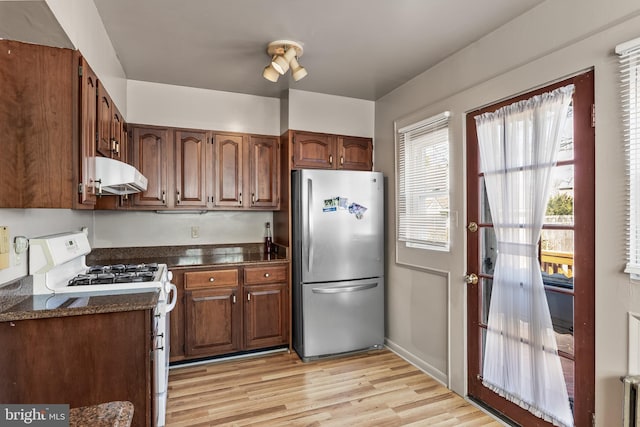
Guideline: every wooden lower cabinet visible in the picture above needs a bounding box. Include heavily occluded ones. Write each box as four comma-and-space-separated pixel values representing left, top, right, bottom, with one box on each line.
244, 283, 288, 349
0, 310, 152, 427
175, 263, 289, 361
185, 287, 241, 356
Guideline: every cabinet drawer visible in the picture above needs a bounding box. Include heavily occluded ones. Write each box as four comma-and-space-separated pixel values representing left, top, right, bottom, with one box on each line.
244, 265, 287, 285
185, 269, 239, 289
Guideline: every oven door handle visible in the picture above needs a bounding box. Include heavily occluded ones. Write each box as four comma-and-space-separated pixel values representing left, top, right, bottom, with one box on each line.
166, 283, 178, 312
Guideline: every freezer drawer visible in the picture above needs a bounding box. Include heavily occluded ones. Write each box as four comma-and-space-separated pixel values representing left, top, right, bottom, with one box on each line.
299, 277, 384, 359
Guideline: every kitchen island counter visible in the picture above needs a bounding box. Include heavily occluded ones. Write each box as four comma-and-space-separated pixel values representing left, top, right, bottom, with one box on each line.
0, 277, 159, 322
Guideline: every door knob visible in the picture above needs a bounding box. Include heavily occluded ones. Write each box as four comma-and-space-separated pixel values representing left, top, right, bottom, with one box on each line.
464, 273, 479, 285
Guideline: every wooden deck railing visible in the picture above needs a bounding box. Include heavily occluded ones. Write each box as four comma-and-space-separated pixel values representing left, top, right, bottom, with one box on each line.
541, 250, 573, 278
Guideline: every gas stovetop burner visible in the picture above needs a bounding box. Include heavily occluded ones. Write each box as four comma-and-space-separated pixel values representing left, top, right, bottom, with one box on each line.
68, 264, 159, 286
87, 263, 159, 274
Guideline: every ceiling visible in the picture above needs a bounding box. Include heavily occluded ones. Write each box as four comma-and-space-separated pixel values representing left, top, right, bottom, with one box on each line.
2, 0, 545, 101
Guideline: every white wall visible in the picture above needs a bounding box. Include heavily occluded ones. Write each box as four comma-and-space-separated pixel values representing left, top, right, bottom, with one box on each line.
127, 80, 280, 135
375, 0, 640, 425
45, 0, 127, 115
288, 89, 375, 138
92, 210, 272, 248
0, 209, 93, 284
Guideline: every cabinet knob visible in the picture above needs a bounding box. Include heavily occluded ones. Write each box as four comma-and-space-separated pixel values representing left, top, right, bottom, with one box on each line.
209, 277, 215, 282
264, 273, 270, 278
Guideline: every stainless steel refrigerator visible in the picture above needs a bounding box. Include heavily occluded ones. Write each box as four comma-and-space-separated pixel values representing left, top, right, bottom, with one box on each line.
292, 169, 384, 361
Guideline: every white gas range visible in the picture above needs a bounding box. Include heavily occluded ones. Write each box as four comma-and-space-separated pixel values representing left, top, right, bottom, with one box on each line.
28, 231, 177, 427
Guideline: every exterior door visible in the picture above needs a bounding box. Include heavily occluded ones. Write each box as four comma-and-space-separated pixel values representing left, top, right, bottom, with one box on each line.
466, 71, 594, 426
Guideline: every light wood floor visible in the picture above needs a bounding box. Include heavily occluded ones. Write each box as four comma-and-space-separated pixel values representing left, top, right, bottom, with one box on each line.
166, 349, 503, 426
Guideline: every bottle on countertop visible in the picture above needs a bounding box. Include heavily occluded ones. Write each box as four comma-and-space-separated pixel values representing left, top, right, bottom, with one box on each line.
264, 222, 272, 254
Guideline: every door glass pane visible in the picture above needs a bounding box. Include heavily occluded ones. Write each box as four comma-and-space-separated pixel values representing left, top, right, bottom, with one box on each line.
560, 356, 575, 412
546, 164, 574, 225
480, 328, 487, 373
481, 278, 493, 325
557, 104, 574, 162
541, 229, 574, 285
551, 300, 574, 356
481, 227, 497, 275
480, 177, 492, 223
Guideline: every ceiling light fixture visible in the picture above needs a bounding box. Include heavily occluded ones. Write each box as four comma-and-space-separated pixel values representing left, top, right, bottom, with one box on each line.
263, 40, 307, 82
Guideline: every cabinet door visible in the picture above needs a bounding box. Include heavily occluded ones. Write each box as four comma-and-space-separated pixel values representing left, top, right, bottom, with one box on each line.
97, 83, 113, 158
111, 107, 125, 163
244, 283, 288, 349
175, 130, 208, 208
132, 127, 169, 207
248, 136, 279, 208
0, 40, 74, 208
291, 131, 336, 169
79, 57, 98, 206
338, 136, 373, 171
214, 134, 246, 207
185, 287, 241, 356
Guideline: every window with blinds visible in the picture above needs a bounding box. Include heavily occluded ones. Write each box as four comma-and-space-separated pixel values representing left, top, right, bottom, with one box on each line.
396, 111, 451, 251
617, 37, 640, 278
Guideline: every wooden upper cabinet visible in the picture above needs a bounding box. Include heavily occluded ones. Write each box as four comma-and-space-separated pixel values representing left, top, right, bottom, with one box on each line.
0, 40, 75, 208
175, 130, 208, 208
291, 131, 373, 171
97, 83, 113, 158
291, 131, 336, 169
248, 136, 279, 208
78, 57, 98, 207
337, 136, 373, 171
111, 107, 126, 163
131, 127, 169, 208
214, 133, 246, 207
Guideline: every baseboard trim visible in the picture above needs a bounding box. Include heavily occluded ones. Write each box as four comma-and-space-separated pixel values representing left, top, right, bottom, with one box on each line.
385, 338, 448, 386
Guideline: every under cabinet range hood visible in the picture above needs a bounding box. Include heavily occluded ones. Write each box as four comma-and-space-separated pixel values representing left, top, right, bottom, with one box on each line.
94, 157, 148, 195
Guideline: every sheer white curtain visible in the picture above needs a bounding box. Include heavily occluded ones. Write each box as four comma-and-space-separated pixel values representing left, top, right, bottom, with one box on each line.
475, 85, 574, 427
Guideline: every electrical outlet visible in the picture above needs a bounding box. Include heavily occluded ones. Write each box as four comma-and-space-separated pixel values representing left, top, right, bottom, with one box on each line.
191, 226, 200, 239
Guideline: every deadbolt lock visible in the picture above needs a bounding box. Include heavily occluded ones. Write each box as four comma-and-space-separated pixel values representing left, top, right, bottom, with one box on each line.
467, 222, 478, 233
464, 273, 479, 285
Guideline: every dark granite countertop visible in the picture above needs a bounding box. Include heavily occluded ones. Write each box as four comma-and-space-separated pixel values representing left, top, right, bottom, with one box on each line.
87, 242, 289, 269
70, 400, 134, 427
0, 276, 159, 322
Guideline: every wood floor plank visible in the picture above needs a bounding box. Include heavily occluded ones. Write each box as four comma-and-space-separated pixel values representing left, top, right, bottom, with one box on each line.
166, 349, 503, 426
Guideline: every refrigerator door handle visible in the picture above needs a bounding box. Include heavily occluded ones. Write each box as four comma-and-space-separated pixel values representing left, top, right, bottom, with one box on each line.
311, 282, 378, 294
307, 178, 314, 273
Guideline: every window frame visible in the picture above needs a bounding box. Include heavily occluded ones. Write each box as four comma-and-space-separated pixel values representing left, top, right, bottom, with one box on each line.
617, 37, 640, 279
394, 111, 451, 255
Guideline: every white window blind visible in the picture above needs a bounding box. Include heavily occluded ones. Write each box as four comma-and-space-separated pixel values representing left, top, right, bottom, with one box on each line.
618, 37, 640, 277
396, 111, 451, 251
